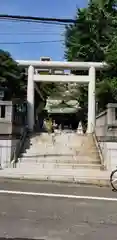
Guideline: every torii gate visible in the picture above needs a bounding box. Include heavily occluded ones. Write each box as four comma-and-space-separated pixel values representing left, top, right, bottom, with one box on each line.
17, 60, 107, 134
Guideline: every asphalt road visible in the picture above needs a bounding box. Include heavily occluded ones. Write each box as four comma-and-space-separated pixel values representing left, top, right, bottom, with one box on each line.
0, 180, 117, 239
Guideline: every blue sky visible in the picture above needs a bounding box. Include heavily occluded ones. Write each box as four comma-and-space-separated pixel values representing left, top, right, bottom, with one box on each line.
0, 0, 88, 60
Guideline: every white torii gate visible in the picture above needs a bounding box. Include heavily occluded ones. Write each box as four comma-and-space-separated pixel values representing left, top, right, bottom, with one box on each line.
17, 60, 107, 134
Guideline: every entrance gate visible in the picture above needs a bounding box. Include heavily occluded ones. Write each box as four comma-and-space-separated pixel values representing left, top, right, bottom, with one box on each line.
17, 60, 107, 134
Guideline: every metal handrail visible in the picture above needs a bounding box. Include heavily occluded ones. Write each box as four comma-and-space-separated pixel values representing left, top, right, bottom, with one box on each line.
11, 126, 28, 167
93, 128, 106, 170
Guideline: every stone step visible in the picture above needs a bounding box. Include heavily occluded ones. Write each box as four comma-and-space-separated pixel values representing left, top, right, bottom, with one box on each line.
9, 167, 105, 183
20, 156, 100, 164
25, 147, 73, 152
29, 144, 89, 150
30, 134, 86, 140
30, 136, 84, 144
19, 134, 102, 174
28, 147, 98, 153
23, 145, 98, 153
0, 168, 109, 185
26, 143, 98, 148
4, 167, 106, 175
22, 154, 99, 161
17, 162, 101, 170
22, 152, 74, 158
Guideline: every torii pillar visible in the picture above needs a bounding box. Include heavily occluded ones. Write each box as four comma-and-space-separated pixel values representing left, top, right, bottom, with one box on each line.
27, 65, 34, 131
87, 66, 96, 134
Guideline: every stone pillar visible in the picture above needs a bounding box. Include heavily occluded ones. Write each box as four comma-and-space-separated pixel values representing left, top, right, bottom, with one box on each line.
87, 66, 96, 134
27, 65, 34, 131
107, 103, 114, 125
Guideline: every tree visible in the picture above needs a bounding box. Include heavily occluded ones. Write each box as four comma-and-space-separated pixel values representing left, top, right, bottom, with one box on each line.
0, 49, 59, 113
0, 49, 26, 100
93, 0, 117, 10
65, 0, 117, 113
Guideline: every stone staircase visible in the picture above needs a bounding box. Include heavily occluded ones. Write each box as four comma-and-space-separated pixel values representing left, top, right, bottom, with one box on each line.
14, 131, 102, 173
0, 130, 107, 183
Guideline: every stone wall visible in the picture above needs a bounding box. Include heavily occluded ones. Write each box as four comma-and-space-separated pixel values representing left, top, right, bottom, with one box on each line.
96, 103, 117, 170
0, 101, 26, 168
95, 110, 107, 139
0, 101, 12, 134
96, 103, 117, 141
99, 141, 117, 171
0, 139, 12, 168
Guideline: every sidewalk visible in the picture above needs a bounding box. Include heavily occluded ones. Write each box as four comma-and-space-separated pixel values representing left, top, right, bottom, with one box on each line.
0, 168, 110, 187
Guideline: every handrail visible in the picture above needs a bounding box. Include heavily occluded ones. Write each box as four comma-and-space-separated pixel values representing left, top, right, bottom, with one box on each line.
93, 129, 106, 170
11, 126, 28, 168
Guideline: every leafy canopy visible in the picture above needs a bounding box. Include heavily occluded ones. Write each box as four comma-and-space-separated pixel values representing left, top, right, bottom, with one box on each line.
65, 0, 117, 112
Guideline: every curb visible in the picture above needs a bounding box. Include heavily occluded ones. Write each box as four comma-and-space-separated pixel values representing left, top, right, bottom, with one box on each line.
0, 175, 110, 187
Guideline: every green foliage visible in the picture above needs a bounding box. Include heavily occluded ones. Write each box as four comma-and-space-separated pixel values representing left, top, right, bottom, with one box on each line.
0, 50, 59, 108
0, 49, 26, 100
65, 0, 117, 112
93, 0, 117, 10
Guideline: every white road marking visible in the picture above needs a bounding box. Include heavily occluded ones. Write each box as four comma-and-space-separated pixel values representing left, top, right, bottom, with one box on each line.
0, 190, 116, 202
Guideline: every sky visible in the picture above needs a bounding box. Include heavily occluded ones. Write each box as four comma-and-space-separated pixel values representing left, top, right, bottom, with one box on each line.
0, 0, 88, 61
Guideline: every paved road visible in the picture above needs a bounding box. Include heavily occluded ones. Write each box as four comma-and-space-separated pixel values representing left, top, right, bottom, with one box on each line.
0, 180, 117, 239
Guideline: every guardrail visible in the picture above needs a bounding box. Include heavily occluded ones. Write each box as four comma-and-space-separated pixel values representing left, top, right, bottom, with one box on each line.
91, 124, 106, 170
0, 144, 11, 169
11, 126, 28, 168
93, 131, 106, 169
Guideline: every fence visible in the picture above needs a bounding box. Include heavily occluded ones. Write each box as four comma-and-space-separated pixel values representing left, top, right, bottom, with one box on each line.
94, 124, 117, 171
100, 143, 117, 171
12, 102, 27, 126
95, 124, 117, 142
0, 139, 16, 168
11, 126, 28, 167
